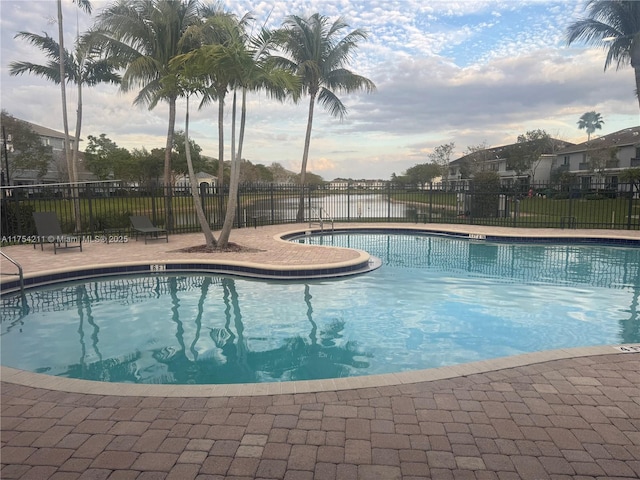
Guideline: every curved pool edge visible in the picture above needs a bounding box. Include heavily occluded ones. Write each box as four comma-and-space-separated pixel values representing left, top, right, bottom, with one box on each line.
2, 224, 639, 295
0, 249, 378, 295
2, 344, 637, 397
280, 224, 640, 246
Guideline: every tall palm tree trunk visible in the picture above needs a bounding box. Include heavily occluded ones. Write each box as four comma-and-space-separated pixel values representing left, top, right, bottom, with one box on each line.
633, 40, 640, 109
71, 79, 83, 231
73, 81, 82, 184
57, 0, 82, 231
184, 95, 216, 248
296, 93, 316, 222
217, 95, 225, 192
237, 88, 247, 168
164, 96, 177, 230
219, 91, 240, 247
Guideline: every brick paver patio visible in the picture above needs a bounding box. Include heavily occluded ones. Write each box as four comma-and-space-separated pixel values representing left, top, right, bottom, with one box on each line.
1, 223, 639, 479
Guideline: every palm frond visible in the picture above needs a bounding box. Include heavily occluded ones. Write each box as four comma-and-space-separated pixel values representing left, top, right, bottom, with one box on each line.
566, 0, 639, 71
317, 87, 347, 119
9, 61, 62, 83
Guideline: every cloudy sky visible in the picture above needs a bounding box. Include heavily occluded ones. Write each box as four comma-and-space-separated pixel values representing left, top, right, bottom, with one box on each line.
1, 0, 638, 181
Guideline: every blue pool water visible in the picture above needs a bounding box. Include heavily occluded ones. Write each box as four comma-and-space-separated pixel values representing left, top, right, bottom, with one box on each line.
1, 232, 639, 385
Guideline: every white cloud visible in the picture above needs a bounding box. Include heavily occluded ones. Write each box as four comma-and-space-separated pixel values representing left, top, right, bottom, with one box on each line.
1, 0, 637, 182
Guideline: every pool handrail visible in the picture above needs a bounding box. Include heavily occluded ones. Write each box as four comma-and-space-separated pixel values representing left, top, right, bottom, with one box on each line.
309, 207, 334, 232
0, 249, 24, 295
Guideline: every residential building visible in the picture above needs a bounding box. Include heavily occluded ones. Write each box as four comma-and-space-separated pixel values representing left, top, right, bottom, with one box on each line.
552, 126, 640, 190
448, 138, 574, 190
174, 171, 218, 194
328, 179, 386, 190
4, 118, 93, 186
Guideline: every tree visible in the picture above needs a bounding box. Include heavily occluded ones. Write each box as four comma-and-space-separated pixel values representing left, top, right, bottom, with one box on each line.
0, 111, 52, 181
471, 171, 501, 217
404, 163, 442, 188
58, 0, 91, 231
274, 13, 376, 221
295, 171, 325, 186
587, 144, 619, 178
219, 22, 298, 247
270, 162, 296, 183
182, 88, 217, 248
172, 131, 206, 175
91, 0, 202, 229
185, 5, 249, 193
10, 32, 121, 174
11, 17, 120, 230
427, 142, 455, 188
131, 147, 163, 188
566, 1, 640, 108
84, 133, 131, 180
505, 130, 553, 183
173, 11, 297, 248
620, 167, 640, 201
459, 142, 489, 179
239, 160, 274, 183
577, 111, 605, 141
57, 0, 92, 188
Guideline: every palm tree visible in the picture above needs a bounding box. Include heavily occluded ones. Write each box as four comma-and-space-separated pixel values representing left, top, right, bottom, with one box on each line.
57, 0, 92, 187
273, 13, 376, 221
90, 0, 201, 230
218, 26, 298, 247
174, 13, 296, 248
48, 0, 92, 231
577, 111, 605, 142
566, 0, 640, 109
192, 6, 250, 193
181, 88, 217, 248
10, 31, 120, 175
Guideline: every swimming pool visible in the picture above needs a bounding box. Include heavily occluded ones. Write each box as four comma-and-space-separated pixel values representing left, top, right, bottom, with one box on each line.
1, 232, 639, 385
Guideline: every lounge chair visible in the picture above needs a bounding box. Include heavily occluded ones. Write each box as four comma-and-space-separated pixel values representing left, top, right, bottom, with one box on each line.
33, 212, 83, 254
130, 215, 168, 244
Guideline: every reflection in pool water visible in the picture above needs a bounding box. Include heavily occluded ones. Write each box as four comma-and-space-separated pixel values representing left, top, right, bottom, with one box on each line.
1, 233, 639, 385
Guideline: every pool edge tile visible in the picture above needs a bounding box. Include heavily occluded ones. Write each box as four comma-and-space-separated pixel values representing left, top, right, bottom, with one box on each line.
2, 344, 639, 396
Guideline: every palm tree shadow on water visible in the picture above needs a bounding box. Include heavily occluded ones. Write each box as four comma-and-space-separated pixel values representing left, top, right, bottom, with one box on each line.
152, 278, 372, 384
71, 277, 370, 385
50, 276, 369, 384
204, 280, 372, 384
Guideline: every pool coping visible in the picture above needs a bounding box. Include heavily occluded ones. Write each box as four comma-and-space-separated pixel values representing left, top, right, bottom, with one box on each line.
1, 345, 638, 397
2, 223, 640, 396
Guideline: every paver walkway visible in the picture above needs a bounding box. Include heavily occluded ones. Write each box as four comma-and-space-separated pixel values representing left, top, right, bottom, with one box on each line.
1, 223, 640, 479
2, 353, 640, 479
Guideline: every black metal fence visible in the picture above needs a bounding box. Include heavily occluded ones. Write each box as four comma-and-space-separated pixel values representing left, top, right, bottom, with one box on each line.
1, 180, 639, 240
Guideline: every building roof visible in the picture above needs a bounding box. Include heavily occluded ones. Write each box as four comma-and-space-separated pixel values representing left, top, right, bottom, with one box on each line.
450, 138, 574, 165
556, 126, 640, 154
17, 119, 83, 144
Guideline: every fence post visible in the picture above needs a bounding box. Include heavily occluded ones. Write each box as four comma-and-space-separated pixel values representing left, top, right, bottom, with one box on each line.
627, 182, 634, 230
568, 182, 575, 227
347, 182, 351, 222
429, 182, 433, 222
151, 187, 158, 227
270, 183, 274, 225
468, 182, 474, 225
236, 187, 242, 228
87, 184, 95, 236
387, 182, 391, 222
